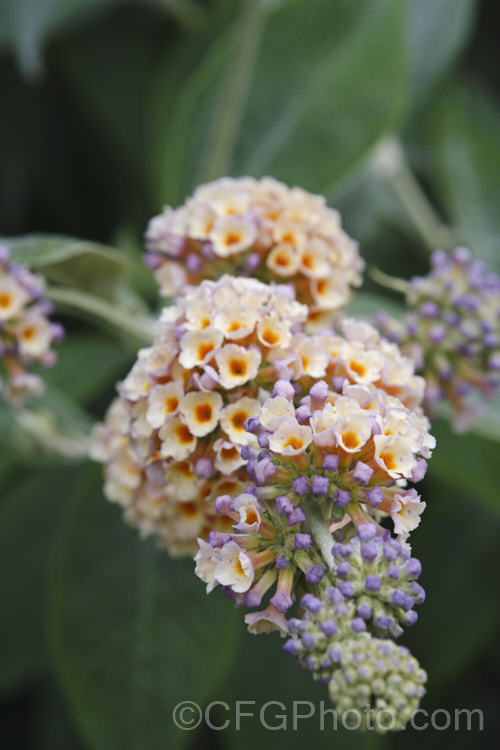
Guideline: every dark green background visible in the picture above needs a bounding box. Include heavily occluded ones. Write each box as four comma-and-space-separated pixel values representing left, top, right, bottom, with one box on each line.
0, 1, 499, 747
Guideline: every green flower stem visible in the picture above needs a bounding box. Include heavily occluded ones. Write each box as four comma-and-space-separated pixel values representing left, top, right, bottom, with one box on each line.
197, 0, 265, 182
47, 286, 155, 344
302, 495, 335, 571
13, 408, 91, 460
372, 137, 455, 253
369, 265, 410, 296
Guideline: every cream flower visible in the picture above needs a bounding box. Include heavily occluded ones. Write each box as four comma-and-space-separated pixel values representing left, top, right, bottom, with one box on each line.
179, 328, 223, 369
268, 417, 313, 456
214, 541, 254, 593
146, 381, 184, 429
195, 539, 220, 593
390, 490, 426, 538
16, 316, 53, 357
232, 493, 262, 532
210, 215, 257, 257
215, 344, 262, 389
220, 397, 261, 446
0, 276, 30, 320
159, 417, 197, 460
179, 391, 223, 437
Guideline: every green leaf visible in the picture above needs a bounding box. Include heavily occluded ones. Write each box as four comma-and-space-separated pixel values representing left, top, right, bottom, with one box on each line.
427, 81, 500, 270
159, 0, 407, 203
41, 331, 132, 406
430, 419, 500, 514
347, 291, 405, 323
404, 470, 500, 696
408, 0, 477, 108
4, 234, 126, 300
0, 0, 127, 78
49, 464, 241, 750
236, 0, 407, 194
0, 466, 75, 697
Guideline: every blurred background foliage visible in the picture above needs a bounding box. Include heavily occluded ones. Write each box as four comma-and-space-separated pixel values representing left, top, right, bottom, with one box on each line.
0, 0, 499, 747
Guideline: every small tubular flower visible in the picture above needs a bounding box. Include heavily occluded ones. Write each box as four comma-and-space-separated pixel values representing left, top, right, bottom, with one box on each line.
145, 177, 363, 328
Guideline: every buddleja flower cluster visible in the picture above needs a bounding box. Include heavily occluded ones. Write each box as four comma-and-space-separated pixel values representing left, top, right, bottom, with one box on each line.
145, 177, 363, 329
0, 246, 63, 403
92, 275, 315, 555
94, 177, 436, 731
375, 247, 500, 430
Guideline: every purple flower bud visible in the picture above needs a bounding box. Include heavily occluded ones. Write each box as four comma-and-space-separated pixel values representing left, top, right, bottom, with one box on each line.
287, 507, 306, 526
338, 581, 354, 597
270, 592, 293, 613
302, 632, 316, 650
365, 575, 381, 592
195, 458, 215, 479
366, 487, 384, 507
309, 380, 329, 409
275, 556, 290, 570
429, 324, 446, 343
257, 430, 271, 448
295, 404, 312, 423
301, 594, 322, 612
387, 564, 401, 580
283, 639, 301, 656
294, 533, 312, 549
322, 454, 340, 472
361, 542, 378, 561
352, 461, 373, 485
306, 565, 326, 584
332, 376, 346, 392
357, 603, 372, 620
320, 619, 338, 637
406, 558, 422, 577
329, 647, 342, 663
186, 253, 202, 273
245, 252, 260, 272
240, 445, 254, 461
332, 542, 352, 559
0, 245, 10, 264
420, 301, 439, 318
351, 618, 367, 633
244, 589, 263, 607
292, 476, 309, 496
243, 416, 261, 434
408, 581, 426, 604
335, 489, 351, 507
272, 379, 295, 401
336, 562, 351, 577
410, 458, 427, 483
391, 590, 412, 610
276, 496, 293, 515
452, 246, 471, 265
312, 475, 329, 495
357, 523, 377, 540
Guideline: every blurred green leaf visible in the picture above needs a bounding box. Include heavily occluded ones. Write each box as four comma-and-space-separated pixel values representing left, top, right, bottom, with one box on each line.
41, 331, 132, 406
49, 464, 241, 750
428, 81, 500, 269
430, 419, 500, 515
0, 467, 74, 697
237, 0, 407, 194
5, 234, 126, 300
0, 0, 126, 78
408, 0, 477, 107
347, 290, 405, 322
404, 471, 500, 696
159, 0, 407, 203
